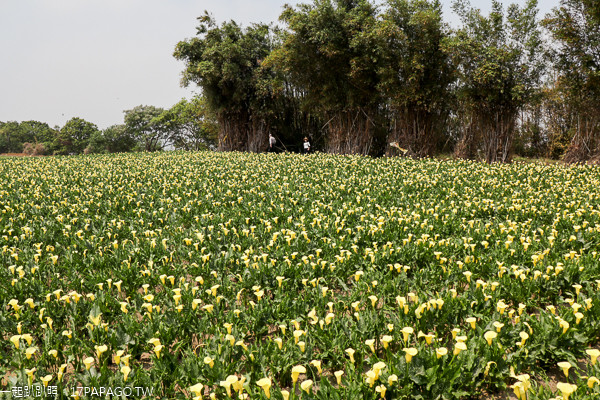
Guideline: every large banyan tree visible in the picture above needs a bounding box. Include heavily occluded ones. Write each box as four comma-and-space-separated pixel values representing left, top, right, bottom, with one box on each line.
174, 15, 280, 152
268, 0, 385, 155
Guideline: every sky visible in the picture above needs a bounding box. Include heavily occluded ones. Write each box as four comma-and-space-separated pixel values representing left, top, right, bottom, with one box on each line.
0, 0, 559, 130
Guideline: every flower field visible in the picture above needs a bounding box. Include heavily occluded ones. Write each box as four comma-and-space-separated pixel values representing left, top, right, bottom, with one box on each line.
1, 151, 600, 400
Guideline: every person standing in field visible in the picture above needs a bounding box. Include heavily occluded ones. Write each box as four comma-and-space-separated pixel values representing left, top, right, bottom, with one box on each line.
268, 134, 276, 153
303, 137, 311, 154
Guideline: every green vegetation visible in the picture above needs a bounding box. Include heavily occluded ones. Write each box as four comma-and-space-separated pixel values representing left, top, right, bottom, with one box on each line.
3, 0, 598, 162
1, 152, 600, 399
0, 96, 217, 156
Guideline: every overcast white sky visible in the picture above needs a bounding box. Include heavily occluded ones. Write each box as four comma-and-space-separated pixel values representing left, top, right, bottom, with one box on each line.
0, 0, 559, 130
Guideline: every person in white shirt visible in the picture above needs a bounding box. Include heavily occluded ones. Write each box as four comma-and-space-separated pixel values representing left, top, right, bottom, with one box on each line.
303, 137, 311, 154
268, 134, 276, 152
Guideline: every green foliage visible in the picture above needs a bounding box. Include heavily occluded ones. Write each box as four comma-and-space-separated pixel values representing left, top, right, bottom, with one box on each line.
2, 153, 600, 398
377, 0, 455, 156
159, 97, 218, 151
174, 16, 281, 151
543, 0, 600, 162
123, 105, 168, 152
270, 0, 384, 154
102, 124, 138, 153
0, 121, 58, 154
56, 117, 100, 155
450, 0, 545, 163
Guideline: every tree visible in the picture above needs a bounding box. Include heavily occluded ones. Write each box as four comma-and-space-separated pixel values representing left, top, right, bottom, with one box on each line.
543, 0, 600, 162
0, 120, 58, 154
0, 121, 24, 153
377, 0, 455, 156
123, 105, 169, 152
57, 118, 99, 155
269, 0, 384, 155
174, 15, 281, 152
160, 97, 218, 151
103, 124, 137, 153
450, 0, 545, 163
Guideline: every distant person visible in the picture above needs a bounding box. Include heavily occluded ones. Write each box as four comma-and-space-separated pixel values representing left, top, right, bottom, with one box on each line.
303, 137, 311, 154
268, 134, 276, 153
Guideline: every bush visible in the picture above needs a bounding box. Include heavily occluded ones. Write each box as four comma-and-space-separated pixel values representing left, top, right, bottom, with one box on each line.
33, 143, 46, 155
22, 142, 35, 155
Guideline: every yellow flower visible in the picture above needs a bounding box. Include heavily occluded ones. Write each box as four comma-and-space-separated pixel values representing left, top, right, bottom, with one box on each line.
41, 374, 53, 387
436, 347, 448, 358
189, 383, 204, 397
83, 357, 95, 370
48, 349, 58, 358
493, 321, 504, 332
256, 378, 272, 398
375, 384, 387, 398
556, 382, 577, 400
276, 276, 284, 287
517, 331, 529, 347
401, 327, 414, 342
325, 313, 335, 324
388, 374, 398, 386
95, 344, 108, 358
496, 300, 508, 314
365, 339, 376, 353
297, 341, 306, 352
345, 348, 355, 363
559, 318, 570, 334
202, 356, 214, 368
57, 364, 67, 382
557, 361, 571, 378
310, 360, 322, 375
90, 313, 102, 326
25, 347, 37, 359
121, 365, 131, 382
484, 331, 497, 346
587, 349, 600, 366
25, 368, 36, 384
225, 334, 235, 346
153, 344, 163, 358
365, 370, 377, 387
484, 361, 496, 377
293, 329, 304, 344
300, 379, 313, 394
403, 347, 418, 363
587, 377, 599, 389
466, 317, 477, 330
334, 370, 344, 385
369, 295, 378, 308
291, 365, 306, 384
281, 390, 290, 400
463, 271, 472, 282
10, 335, 21, 349
454, 342, 467, 356
121, 354, 131, 367
511, 374, 531, 400
381, 335, 393, 349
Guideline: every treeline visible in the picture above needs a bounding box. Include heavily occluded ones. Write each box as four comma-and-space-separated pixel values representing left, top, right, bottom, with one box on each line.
0, 97, 218, 155
174, 0, 600, 162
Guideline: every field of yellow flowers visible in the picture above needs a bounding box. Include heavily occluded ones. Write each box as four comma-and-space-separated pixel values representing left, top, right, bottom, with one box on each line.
1, 151, 600, 400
